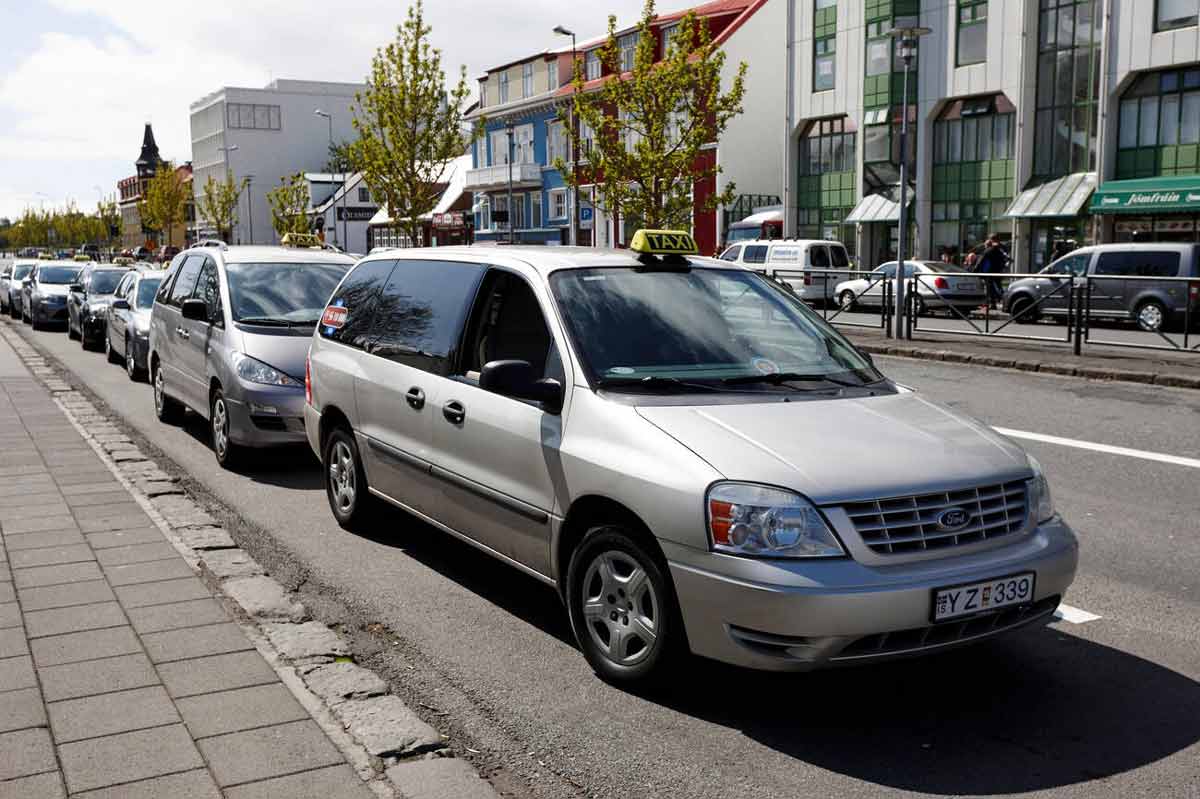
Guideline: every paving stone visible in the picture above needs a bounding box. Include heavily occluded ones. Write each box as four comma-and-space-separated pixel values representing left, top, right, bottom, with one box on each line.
71, 769, 220, 799
127, 598, 230, 634
78, 511, 155, 534
143, 622, 253, 664
85, 527, 163, 549
58, 724, 204, 794
48, 685, 180, 743
387, 758, 501, 799
30, 626, 141, 667
223, 575, 305, 622
94, 541, 177, 566
134, 480, 183, 498
58, 482, 122, 496
38, 653, 159, 702
0, 728, 57, 781
0, 654, 37, 691
2, 515, 77, 535
225, 764, 375, 799
0, 771, 65, 799
0, 687, 46, 734
24, 602, 126, 639
159, 650, 279, 698
333, 695, 443, 757
197, 720, 343, 787
114, 576, 212, 608
9, 544, 94, 569
0, 602, 18, 629
103, 557, 193, 586
0, 562, 8, 581
17, 580, 114, 611
177, 525, 236, 550
53, 471, 118, 487
3, 530, 85, 551
0, 626, 29, 658
0, 582, 12, 602
263, 621, 347, 663
301, 661, 388, 705
176, 683, 309, 739
13, 561, 102, 589
0, 503, 70, 520
200, 548, 264, 580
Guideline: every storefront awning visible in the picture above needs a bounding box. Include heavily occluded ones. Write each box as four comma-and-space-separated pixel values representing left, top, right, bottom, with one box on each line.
1090, 175, 1200, 214
845, 193, 903, 224
1005, 172, 1096, 218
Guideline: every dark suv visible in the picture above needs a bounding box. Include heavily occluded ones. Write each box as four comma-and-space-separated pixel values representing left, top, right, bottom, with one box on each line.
1003, 243, 1200, 332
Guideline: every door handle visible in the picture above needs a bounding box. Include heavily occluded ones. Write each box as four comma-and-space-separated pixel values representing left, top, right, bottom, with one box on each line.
175, 326, 190, 339
442, 400, 465, 425
405, 386, 425, 410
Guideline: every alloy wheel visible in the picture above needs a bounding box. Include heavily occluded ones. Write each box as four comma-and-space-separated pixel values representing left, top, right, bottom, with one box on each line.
1138, 302, 1165, 332
154, 367, 165, 414
580, 549, 659, 667
839, 290, 855, 311
125, 338, 137, 378
212, 397, 229, 461
328, 440, 357, 515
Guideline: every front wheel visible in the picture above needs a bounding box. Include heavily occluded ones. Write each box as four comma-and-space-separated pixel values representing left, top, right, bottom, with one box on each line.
153, 362, 183, 423
105, 331, 119, 363
68, 315, 79, 340
1136, 299, 1168, 333
210, 389, 242, 469
566, 527, 681, 684
125, 337, 142, 380
323, 426, 378, 532
838, 290, 857, 312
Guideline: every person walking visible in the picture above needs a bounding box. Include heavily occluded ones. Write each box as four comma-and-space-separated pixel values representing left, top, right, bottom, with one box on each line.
977, 235, 1011, 309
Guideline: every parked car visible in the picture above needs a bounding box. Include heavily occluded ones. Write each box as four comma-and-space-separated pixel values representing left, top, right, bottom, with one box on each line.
834, 260, 988, 315
1003, 243, 1200, 332
132, 246, 153, 261
106, 269, 166, 380
718, 239, 853, 304
303, 230, 1077, 683
68, 265, 131, 349
1, 261, 35, 316
149, 245, 354, 467
21, 262, 82, 330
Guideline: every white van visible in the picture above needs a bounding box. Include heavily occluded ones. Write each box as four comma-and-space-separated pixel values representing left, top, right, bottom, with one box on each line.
718, 239, 852, 304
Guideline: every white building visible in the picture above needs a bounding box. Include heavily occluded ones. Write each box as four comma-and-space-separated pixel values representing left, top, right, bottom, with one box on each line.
189, 79, 364, 245
305, 172, 378, 255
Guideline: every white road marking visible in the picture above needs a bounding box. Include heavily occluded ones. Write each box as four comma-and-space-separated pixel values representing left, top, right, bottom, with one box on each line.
1053, 604, 1103, 624
992, 427, 1200, 470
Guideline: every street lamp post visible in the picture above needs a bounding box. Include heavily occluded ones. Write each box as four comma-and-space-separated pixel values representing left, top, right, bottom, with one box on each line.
245, 175, 254, 244
506, 120, 516, 245
886, 24, 931, 340
217, 144, 240, 242
315, 109, 348, 250
554, 25, 578, 247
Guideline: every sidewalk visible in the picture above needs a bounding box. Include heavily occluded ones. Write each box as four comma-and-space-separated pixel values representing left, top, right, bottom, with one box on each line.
0, 336, 374, 797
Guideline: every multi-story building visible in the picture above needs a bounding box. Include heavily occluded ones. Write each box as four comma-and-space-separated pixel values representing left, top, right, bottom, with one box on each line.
305, 171, 378, 255
785, 0, 1200, 272
116, 124, 195, 250
467, 0, 779, 254
189, 79, 364, 245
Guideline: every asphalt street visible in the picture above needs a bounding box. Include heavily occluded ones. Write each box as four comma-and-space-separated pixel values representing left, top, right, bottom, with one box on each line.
7, 316, 1200, 799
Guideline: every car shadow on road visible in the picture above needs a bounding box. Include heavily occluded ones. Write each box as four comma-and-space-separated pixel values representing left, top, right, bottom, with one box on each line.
176, 411, 324, 490
634, 626, 1200, 795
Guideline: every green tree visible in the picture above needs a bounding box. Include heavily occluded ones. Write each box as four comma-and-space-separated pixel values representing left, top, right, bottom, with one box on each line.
198, 172, 247, 242
266, 173, 311, 239
96, 198, 121, 248
350, 0, 475, 246
138, 161, 189, 247
325, 140, 356, 174
555, 0, 747, 233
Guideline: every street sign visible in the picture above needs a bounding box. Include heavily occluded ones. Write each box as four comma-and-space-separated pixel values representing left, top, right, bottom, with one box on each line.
336, 207, 378, 222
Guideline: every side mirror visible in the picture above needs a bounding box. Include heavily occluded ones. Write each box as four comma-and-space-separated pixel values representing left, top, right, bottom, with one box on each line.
181, 298, 209, 322
480, 359, 564, 415
111, 298, 130, 311
69, 283, 84, 294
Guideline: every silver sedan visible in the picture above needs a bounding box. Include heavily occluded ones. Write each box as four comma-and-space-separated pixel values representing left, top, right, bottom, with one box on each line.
835, 261, 988, 315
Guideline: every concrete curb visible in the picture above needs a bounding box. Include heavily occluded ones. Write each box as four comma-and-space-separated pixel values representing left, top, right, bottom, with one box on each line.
855, 341, 1200, 390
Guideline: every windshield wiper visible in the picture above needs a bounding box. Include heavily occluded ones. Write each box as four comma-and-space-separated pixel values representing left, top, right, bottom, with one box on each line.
595, 376, 724, 393
722, 372, 863, 388
237, 317, 293, 327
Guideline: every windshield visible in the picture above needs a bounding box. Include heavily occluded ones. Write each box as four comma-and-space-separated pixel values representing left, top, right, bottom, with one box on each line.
135, 277, 162, 309
725, 226, 762, 244
90, 271, 125, 294
226, 261, 350, 324
550, 267, 881, 390
38, 266, 82, 284
12, 265, 33, 280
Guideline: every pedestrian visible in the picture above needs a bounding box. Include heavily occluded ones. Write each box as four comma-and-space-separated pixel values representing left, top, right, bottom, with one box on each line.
963, 250, 978, 271
976, 235, 1011, 309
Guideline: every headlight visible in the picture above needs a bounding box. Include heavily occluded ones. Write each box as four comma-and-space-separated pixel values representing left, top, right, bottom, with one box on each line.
233, 352, 300, 387
1027, 457, 1056, 524
707, 482, 845, 558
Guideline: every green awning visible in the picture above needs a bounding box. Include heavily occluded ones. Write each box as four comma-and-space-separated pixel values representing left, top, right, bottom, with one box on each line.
1005, 173, 1096, 218
1090, 175, 1200, 214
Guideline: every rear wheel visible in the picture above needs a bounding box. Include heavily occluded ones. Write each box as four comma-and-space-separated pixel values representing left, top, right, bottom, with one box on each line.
1136, 299, 1167, 333
838, 290, 857, 312
152, 361, 183, 423
1009, 295, 1039, 323
323, 426, 379, 532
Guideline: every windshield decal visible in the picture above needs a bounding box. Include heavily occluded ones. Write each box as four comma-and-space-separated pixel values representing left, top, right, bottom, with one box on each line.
752, 357, 779, 375
321, 300, 348, 333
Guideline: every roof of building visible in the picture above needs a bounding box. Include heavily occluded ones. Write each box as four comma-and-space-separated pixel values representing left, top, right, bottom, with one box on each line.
366, 155, 473, 225
308, 172, 367, 215
135, 123, 160, 171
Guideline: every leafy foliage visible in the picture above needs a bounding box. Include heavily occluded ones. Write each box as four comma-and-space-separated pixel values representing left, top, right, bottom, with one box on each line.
266, 173, 312, 239
198, 171, 247, 243
138, 161, 189, 247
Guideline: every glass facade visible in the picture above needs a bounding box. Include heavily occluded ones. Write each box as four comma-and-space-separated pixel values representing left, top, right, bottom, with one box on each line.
1116, 67, 1200, 179
1033, 0, 1100, 178
797, 117, 856, 254
813, 1, 836, 92
862, 0, 919, 190
957, 0, 988, 66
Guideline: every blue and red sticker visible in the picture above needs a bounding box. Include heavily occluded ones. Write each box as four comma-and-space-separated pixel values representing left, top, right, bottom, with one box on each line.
322, 299, 348, 335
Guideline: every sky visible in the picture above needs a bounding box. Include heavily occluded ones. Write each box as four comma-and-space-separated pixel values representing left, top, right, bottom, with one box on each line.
0, 0, 652, 221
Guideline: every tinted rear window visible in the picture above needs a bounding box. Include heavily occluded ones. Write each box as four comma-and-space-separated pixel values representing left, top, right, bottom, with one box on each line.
830, 246, 850, 268
90, 270, 126, 294
319, 259, 396, 349
743, 245, 768, 265
1094, 251, 1180, 277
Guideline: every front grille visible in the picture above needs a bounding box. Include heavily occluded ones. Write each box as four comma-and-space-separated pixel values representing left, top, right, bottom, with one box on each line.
834, 595, 1060, 661
842, 480, 1028, 555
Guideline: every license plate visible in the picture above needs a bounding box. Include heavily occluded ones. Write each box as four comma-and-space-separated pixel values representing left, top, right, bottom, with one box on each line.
932, 572, 1035, 622
956, 280, 978, 291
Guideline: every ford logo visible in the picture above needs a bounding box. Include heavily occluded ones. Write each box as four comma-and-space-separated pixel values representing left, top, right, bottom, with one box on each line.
937, 508, 971, 531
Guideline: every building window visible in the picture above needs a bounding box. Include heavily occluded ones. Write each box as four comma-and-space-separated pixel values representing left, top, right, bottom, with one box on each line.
585, 50, 601, 80
548, 60, 559, 91
618, 34, 639, 72
1117, 67, 1200, 178
1158, 0, 1200, 31
796, 117, 856, 251
226, 103, 281, 131
358, 187, 370, 203
531, 192, 542, 228
549, 189, 567, 220
661, 24, 680, 56
548, 120, 567, 164
957, 0, 987, 66
579, 119, 595, 155
814, 37, 836, 91
499, 72, 509, 104
478, 80, 487, 108
522, 62, 534, 98
620, 110, 642, 153
1033, 0, 1100, 178
865, 38, 891, 77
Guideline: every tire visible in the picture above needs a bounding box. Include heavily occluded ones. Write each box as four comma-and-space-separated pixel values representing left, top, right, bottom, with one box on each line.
125, 336, 142, 381
210, 388, 242, 469
152, 361, 183, 423
322, 426, 379, 532
68, 315, 79, 340
911, 295, 927, 317
1009, 296, 1039, 324
838, 290, 857, 312
566, 526, 681, 684
105, 331, 120, 363
1135, 299, 1168, 333
30, 312, 41, 331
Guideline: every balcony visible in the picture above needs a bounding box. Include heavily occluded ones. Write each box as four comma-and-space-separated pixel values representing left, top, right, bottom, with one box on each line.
465, 163, 543, 191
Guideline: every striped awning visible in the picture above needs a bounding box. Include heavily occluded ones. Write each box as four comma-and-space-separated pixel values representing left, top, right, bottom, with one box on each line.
845, 193, 903, 224
1005, 173, 1097, 218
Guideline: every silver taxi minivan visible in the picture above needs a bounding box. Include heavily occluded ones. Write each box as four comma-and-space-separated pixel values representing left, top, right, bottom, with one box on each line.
304, 231, 1078, 683
149, 244, 353, 468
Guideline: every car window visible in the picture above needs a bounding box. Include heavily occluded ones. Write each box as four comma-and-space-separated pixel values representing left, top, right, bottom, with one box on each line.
319, 259, 396, 349
78, 267, 93, 288
460, 269, 561, 383
830, 246, 850, 268
719, 246, 741, 262
876, 264, 897, 278
367, 259, 484, 375
192, 259, 223, 323
743, 245, 768, 265
1094, 251, 1180, 277
1044, 253, 1089, 276
136, 277, 163, 309
89, 270, 125, 295
168, 255, 205, 306
113, 273, 133, 299
226, 261, 349, 324
12, 265, 32, 280
808, 246, 831, 268
36, 266, 81, 284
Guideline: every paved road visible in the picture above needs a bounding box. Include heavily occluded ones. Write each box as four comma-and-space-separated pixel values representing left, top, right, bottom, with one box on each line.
9, 316, 1200, 799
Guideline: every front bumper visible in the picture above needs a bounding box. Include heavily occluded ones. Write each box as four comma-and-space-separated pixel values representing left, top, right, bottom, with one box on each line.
81, 315, 107, 342
666, 518, 1078, 671
34, 302, 68, 323
224, 383, 308, 448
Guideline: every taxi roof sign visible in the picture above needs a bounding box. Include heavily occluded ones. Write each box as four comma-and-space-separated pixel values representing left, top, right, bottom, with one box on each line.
629, 229, 698, 257
281, 232, 323, 249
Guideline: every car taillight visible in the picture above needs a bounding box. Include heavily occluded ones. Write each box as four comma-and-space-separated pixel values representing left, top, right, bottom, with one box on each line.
804, 272, 813, 286
1190, 282, 1199, 301
305, 356, 312, 406
934, 276, 949, 290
